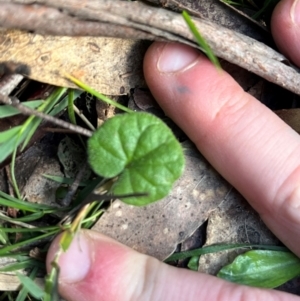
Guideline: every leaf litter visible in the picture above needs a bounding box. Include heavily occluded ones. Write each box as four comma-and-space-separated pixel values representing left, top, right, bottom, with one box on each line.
1, 0, 300, 296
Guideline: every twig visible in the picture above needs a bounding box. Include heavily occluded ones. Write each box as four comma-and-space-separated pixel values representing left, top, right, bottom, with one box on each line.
73, 104, 96, 131
0, 94, 93, 137
0, 2, 158, 40
0, 0, 300, 95
0, 74, 24, 96
0, 211, 37, 229
59, 161, 89, 207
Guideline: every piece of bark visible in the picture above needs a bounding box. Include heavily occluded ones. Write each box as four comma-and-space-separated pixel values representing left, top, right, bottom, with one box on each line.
0, 29, 148, 95
146, 0, 270, 42
15, 142, 63, 206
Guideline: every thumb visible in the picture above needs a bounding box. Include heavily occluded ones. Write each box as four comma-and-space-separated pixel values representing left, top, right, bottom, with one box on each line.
271, 0, 300, 66
46, 230, 298, 301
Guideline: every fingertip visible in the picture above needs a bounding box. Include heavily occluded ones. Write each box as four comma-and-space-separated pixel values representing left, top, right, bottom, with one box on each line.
46, 230, 136, 301
271, 0, 300, 66
46, 231, 91, 283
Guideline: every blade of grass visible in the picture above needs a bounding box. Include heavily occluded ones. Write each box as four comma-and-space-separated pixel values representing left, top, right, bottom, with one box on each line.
0, 190, 66, 211
43, 174, 89, 186
0, 230, 57, 256
67, 89, 76, 125
65, 74, 133, 113
0, 198, 60, 213
182, 10, 221, 69
0, 225, 59, 233
165, 243, 289, 262
0, 259, 44, 272
17, 267, 43, 301
21, 87, 67, 151
0, 100, 43, 118
44, 258, 60, 301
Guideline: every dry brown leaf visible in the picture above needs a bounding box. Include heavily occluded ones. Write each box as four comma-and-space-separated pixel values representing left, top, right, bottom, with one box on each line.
0, 29, 147, 95
93, 141, 231, 260
15, 140, 63, 207
198, 190, 278, 275
275, 109, 300, 133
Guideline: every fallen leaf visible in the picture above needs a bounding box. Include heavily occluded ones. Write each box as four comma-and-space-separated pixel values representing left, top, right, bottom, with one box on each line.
275, 109, 300, 133
0, 29, 148, 95
198, 190, 279, 275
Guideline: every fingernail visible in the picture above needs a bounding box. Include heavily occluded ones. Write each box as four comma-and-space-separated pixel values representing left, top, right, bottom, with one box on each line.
291, 0, 300, 24
157, 43, 200, 73
58, 231, 91, 283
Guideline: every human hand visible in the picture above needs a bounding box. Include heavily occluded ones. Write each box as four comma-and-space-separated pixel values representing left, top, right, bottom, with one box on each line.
46, 0, 300, 300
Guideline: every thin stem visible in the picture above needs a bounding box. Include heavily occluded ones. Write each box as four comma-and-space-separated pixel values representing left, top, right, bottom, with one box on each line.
0, 94, 93, 137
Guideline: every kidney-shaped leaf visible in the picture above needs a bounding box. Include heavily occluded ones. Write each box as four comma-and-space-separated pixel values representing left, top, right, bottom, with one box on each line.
217, 250, 300, 288
88, 112, 185, 206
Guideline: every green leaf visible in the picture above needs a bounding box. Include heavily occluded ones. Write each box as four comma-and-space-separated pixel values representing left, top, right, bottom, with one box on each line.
187, 256, 199, 271
217, 250, 300, 288
60, 229, 74, 252
88, 112, 185, 206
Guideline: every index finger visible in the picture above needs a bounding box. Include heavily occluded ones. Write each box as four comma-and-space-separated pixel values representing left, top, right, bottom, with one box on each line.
144, 42, 300, 256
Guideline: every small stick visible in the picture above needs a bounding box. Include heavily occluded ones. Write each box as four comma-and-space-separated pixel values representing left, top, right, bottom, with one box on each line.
59, 161, 89, 207
0, 94, 93, 137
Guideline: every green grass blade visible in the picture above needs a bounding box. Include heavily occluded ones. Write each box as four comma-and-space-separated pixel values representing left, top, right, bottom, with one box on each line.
12, 211, 45, 222
44, 260, 60, 301
68, 89, 76, 124
65, 74, 133, 113
165, 243, 289, 262
17, 267, 43, 300
43, 174, 89, 186
0, 101, 43, 118
0, 259, 44, 272
21, 87, 67, 151
0, 225, 59, 233
0, 190, 62, 211
0, 127, 24, 162
0, 228, 8, 244
0, 230, 57, 255
0, 200, 58, 214
182, 10, 221, 69
0, 126, 22, 143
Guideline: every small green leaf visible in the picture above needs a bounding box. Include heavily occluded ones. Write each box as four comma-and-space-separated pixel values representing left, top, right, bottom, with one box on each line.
187, 256, 199, 271
88, 112, 185, 206
217, 250, 300, 288
60, 230, 74, 252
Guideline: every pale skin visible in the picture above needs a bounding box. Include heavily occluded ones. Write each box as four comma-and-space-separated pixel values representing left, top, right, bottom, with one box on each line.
46, 0, 300, 300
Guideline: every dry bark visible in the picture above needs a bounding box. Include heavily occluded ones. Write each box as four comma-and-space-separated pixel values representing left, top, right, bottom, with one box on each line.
0, 0, 300, 95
